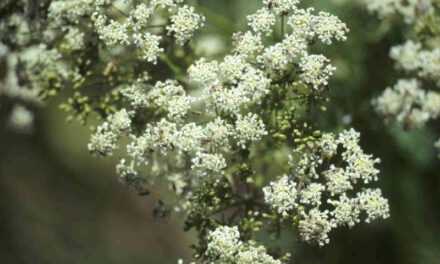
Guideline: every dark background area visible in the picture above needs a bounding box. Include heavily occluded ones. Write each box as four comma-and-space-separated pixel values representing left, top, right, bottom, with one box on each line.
1, 0, 440, 263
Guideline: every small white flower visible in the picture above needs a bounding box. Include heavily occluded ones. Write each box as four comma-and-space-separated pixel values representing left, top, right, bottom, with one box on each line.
324, 166, 352, 196
257, 43, 289, 70
205, 118, 233, 147
299, 54, 336, 89
328, 194, 360, 227
234, 113, 268, 148
188, 58, 219, 88
298, 209, 336, 246
263, 174, 298, 216
88, 122, 118, 156
110, 108, 132, 131
134, 33, 163, 64
300, 183, 325, 206
247, 8, 276, 36
357, 189, 390, 223
390, 40, 422, 72
191, 152, 227, 177
232, 31, 264, 57
166, 5, 205, 45
206, 226, 242, 260
130, 3, 153, 30
288, 8, 349, 44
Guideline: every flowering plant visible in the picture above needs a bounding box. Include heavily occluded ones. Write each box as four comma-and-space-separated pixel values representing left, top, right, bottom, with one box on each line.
0, 0, 390, 263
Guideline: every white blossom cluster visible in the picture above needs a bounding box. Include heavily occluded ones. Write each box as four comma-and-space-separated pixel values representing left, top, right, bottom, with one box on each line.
363, 0, 440, 154
88, 109, 132, 156
390, 41, 440, 84
60, 27, 86, 51
47, 0, 111, 28
0, 9, 43, 133
299, 55, 336, 89
371, 38, 440, 153
108, 69, 270, 191
263, 129, 389, 246
247, 8, 277, 36
68, 0, 205, 62
121, 78, 195, 121
234, 113, 268, 149
186, 0, 348, 117
118, 114, 266, 181
86, 0, 379, 243
360, 0, 433, 23
188, 55, 271, 114
372, 79, 440, 129
364, 0, 440, 157
166, 5, 206, 45
287, 8, 349, 45
0, 37, 78, 133
1, 0, 395, 262
76, 0, 390, 259
205, 226, 282, 264
22, 44, 77, 92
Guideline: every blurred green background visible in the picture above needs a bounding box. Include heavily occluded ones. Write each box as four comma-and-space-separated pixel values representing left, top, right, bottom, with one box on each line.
1, 0, 440, 263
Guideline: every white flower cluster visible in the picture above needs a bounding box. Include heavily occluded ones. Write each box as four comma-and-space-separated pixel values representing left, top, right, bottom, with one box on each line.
121, 78, 195, 121
191, 152, 227, 177
148, 80, 196, 121
206, 226, 282, 264
234, 113, 268, 149
390, 41, 440, 84
115, 59, 273, 194
133, 33, 163, 64
151, 0, 184, 9
185, 0, 348, 119
21, 44, 75, 92
232, 31, 264, 57
120, 112, 266, 180
77, 1, 390, 258
360, 0, 433, 23
263, 129, 389, 246
247, 8, 276, 36
88, 109, 132, 156
47, 0, 111, 28
84, 0, 354, 223
188, 55, 271, 114
88, 122, 119, 156
287, 8, 349, 45
372, 79, 440, 129
86, 0, 204, 62
365, 1, 440, 156
263, 175, 298, 216
166, 5, 206, 45
299, 55, 336, 89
